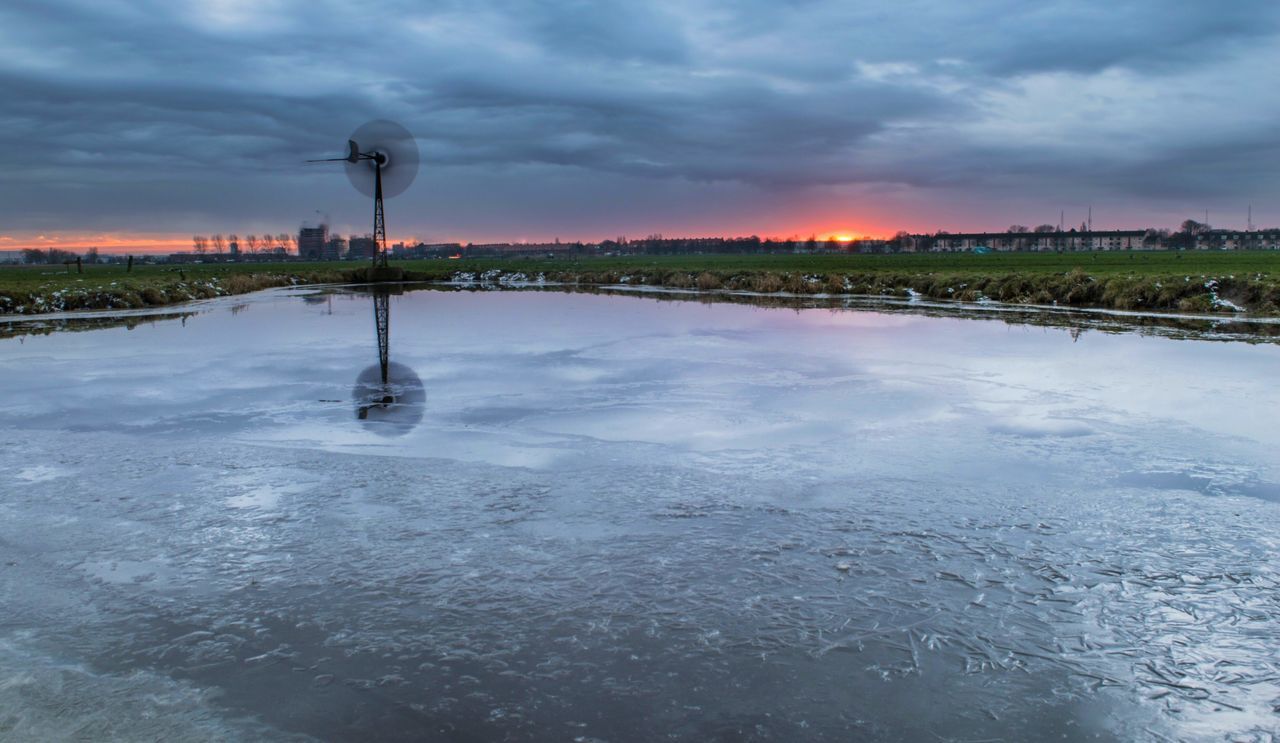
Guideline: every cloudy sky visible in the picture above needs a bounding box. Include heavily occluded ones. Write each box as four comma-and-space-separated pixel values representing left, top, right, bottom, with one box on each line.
2, 0, 1279, 251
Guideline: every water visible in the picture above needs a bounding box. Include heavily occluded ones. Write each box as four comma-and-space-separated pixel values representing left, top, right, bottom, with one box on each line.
1, 285, 1278, 741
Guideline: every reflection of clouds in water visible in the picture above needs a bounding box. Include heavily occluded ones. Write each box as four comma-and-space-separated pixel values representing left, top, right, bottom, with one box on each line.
1117, 466, 1280, 504
987, 417, 1096, 438
548, 363, 610, 383
3, 286, 1280, 740
14, 465, 70, 483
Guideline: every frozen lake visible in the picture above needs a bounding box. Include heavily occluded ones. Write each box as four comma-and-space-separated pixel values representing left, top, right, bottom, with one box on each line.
1, 285, 1278, 741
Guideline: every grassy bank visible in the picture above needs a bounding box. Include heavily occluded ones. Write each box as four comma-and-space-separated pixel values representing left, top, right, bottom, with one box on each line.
2, 251, 1279, 316
434, 251, 1280, 314
0, 262, 355, 314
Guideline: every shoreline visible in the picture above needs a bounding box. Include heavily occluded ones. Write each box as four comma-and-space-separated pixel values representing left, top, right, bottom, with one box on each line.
6, 279, 1280, 344
2, 256, 1279, 320
0, 268, 354, 315
584, 282, 1280, 325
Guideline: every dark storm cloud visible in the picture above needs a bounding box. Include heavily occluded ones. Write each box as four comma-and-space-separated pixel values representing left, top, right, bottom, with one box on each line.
418, 65, 952, 184
1, 0, 1279, 237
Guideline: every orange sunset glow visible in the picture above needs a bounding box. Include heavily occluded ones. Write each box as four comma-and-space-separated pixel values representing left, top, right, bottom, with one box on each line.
3, 224, 892, 254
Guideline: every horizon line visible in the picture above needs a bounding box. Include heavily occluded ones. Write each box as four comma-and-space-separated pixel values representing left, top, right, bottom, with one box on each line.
3, 219, 1272, 255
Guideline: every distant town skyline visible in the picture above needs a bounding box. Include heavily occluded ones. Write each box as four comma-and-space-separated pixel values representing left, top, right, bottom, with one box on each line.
6, 208, 1276, 256
2, 1, 1279, 252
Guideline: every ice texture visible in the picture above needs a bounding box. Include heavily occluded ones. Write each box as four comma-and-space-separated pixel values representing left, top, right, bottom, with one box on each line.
1, 286, 1278, 741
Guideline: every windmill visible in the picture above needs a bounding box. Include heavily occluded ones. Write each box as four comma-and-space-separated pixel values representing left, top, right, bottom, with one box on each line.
309, 120, 419, 270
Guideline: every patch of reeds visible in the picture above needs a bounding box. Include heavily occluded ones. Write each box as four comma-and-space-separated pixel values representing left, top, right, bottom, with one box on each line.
751, 273, 785, 292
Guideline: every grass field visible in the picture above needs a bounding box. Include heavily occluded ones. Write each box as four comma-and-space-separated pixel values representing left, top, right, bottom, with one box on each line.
2, 250, 1279, 316
0, 260, 350, 289
414, 249, 1280, 277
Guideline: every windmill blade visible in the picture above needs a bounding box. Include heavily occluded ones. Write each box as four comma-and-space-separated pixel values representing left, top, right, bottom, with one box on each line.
344, 119, 419, 198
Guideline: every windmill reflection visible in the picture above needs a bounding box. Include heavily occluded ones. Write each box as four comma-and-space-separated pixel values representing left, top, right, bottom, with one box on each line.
353, 287, 424, 436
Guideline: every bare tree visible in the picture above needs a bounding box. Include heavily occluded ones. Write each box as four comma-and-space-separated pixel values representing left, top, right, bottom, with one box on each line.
1033, 224, 1056, 233
1007, 225, 1029, 233
192, 236, 208, 254
25, 248, 78, 264
279, 233, 295, 254
212, 234, 225, 254
246, 235, 259, 253
1143, 228, 1170, 246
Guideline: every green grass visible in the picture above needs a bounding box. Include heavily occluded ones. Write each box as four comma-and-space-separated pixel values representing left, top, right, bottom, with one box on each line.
2, 250, 1280, 316
410, 251, 1280, 315
0, 260, 348, 290
0, 261, 353, 313
400, 249, 1280, 278
2, 250, 1276, 290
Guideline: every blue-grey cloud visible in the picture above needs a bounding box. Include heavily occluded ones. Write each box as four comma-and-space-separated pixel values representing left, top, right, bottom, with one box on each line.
1, 0, 1279, 241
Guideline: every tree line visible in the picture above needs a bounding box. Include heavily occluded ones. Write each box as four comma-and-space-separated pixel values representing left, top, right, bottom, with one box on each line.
21, 247, 99, 264
190, 233, 295, 254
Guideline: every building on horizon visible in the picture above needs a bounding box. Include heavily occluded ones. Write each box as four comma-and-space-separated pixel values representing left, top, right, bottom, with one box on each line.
347, 235, 376, 260
900, 229, 1149, 253
323, 236, 346, 261
298, 225, 329, 260
1201, 229, 1280, 250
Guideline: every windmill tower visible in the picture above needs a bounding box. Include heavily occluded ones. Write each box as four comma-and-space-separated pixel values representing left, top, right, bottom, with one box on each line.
309, 120, 419, 273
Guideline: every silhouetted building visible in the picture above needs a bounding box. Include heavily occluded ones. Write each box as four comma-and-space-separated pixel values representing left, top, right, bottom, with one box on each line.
323, 237, 346, 261
901, 229, 1149, 253
299, 225, 329, 260
1197, 229, 1280, 250
228, 240, 240, 256
347, 235, 376, 260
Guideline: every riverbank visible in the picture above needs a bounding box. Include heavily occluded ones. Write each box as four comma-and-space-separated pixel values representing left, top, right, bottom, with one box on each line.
459, 265, 1279, 315
2, 251, 1279, 316
0, 264, 355, 314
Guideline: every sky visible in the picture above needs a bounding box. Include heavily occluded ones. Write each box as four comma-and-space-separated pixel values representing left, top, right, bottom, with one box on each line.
2, 0, 1280, 252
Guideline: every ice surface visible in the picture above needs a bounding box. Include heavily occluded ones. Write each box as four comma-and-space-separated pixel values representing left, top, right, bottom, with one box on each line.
1, 286, 1279, 741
